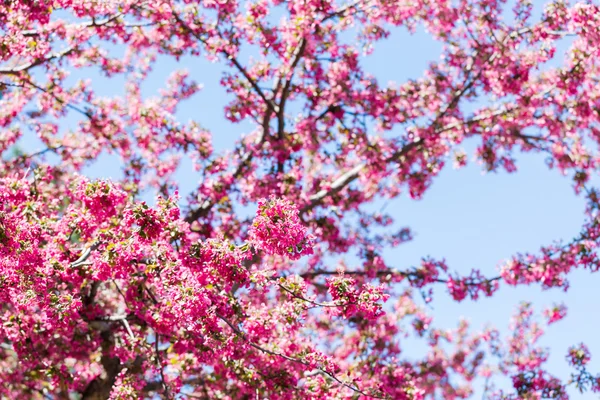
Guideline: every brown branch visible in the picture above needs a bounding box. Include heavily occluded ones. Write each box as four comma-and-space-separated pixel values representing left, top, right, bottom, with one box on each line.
176, 11, 279, 223
277, 283, 357, 308
172, 12, 277, 114
83, 281, 101, 307
184, 38, 308, 224
81, 331, 121, 400
185, 117, 270, 224
154, 333, 171, 399
298, 268, 502, 285
277, 38, 307, 138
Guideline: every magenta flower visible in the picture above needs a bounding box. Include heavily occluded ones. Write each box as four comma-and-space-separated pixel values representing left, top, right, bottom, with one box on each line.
249, 197, 314, 260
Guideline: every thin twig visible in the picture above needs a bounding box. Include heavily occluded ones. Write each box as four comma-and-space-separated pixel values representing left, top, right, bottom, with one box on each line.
155, 333, 171, 399
277, 283, 356, 308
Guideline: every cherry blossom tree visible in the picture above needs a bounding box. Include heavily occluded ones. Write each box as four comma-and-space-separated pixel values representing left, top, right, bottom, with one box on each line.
1, 0, 600, 398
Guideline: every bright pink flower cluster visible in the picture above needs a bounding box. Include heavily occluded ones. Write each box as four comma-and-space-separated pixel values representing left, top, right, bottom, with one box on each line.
77, 179, 128, 219
326, 273, 389, 320
543, 303, 568, 325
249, 197, 314, 260
447, 269, 499, 301
508, 371, 566, 400
109, 369, 145, 400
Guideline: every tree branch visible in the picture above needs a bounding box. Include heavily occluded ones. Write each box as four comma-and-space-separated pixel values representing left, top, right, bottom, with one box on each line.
298, 268, 502, 286
277, 282, 357, 308
171, 12, 277, 114
215, 314, 384, 398
1, 12, 126, 75
154, 333, 171, 399
71, 241, 102, 268
0, 47, 75, 75
276, 38, 307, 138
299, 25, 548, 214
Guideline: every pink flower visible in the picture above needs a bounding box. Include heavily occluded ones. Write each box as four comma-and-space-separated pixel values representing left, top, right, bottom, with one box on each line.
76, 179, 127, 219
249, 197, 314, 260
543, 304, 567, 325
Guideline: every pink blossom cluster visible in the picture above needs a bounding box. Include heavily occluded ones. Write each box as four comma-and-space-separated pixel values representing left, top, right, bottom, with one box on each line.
447, 270, 499, 301
326, 273, 389, 320
543, 303, 568, 325
249, 197, 314, 260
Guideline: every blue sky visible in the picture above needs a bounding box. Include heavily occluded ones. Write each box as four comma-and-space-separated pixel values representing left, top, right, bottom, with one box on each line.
13, 5, 600, 398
